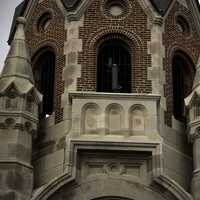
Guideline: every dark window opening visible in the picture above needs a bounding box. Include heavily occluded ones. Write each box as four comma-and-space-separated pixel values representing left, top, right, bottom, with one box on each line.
33, 49, 55, 118
37, 12, 52, 33
176, 16, 190, 35
172, 51, 195, 121
97, 39, 131, 93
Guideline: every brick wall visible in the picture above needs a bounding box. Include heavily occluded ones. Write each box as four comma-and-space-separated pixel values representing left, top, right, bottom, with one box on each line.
25, 0, 65, 124
25, 0, 153, 124
77, 0, 152, 93
163, 2, 200, 126
24, 0, 200, 127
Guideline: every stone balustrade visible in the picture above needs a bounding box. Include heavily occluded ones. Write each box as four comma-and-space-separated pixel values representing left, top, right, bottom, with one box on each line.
69, 92, 161, 140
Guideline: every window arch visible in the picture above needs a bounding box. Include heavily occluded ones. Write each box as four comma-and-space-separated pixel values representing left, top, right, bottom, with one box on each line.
172, 51, 195, 121
176, 15, 190, 36
93, 197, 133, 200
97, 39, 131, 93
32, 47, 56, 118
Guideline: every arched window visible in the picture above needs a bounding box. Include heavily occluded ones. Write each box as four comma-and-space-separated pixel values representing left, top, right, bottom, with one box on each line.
97, 39, 131, 93
172, 51, 195, 121
32, 48, 55, 118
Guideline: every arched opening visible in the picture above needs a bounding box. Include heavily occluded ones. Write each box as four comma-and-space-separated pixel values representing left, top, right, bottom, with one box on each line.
97, 39, 131, 93
176, 16, 190, 36
32, 47, 55, 118
93, 197, 133, 200
172, 51, 195, 121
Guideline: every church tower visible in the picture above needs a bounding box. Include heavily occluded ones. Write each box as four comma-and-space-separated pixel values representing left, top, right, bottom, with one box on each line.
1, 0, 200, 200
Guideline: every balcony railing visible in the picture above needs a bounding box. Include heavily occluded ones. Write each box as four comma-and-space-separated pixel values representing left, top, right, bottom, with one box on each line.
69, 92, 160, 140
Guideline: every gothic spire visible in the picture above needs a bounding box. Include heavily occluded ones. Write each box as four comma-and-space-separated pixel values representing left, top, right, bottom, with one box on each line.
1, 17, 34, 83
0, 17, 40, 97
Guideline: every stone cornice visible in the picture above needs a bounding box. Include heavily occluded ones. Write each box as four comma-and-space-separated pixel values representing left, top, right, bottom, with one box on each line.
69, 91, 161, 102
0, 160, 33, 169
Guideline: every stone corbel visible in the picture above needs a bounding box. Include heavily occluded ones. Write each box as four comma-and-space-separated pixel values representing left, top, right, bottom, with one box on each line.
188, 128, 200, 143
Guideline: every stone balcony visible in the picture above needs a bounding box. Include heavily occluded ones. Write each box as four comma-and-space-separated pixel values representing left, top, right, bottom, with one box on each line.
69, 92, 161, 141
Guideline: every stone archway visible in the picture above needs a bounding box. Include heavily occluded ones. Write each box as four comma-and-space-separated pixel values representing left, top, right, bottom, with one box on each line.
93, 197, 133, 200
47, 177, 179, 200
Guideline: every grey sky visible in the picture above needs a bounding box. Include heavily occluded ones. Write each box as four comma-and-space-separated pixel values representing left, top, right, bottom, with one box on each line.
0, 0, 200, 72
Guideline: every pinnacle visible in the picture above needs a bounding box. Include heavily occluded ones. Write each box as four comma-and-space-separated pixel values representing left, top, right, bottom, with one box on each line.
0, 17, 34, 83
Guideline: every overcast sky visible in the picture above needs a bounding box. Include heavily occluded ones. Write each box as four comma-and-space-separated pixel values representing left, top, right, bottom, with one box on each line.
0, 0, 200, 72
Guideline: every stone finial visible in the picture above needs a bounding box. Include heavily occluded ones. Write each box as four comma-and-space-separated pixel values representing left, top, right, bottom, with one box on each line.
0, 17, 42, 102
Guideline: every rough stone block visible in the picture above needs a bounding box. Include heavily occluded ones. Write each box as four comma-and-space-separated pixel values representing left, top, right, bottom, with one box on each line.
0, 192, 16, 200
6, 171, 23, 191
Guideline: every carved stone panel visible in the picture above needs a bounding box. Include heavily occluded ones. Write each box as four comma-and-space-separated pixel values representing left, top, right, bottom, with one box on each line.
82, 103, 100, 134
106, 104, 124, 135
79, 152, 150, 185
26, 96, 34, 113
5, 97, 18, 110
129, 105, 147, 136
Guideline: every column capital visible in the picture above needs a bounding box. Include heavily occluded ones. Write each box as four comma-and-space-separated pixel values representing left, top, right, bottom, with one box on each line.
188, 127, 200, 143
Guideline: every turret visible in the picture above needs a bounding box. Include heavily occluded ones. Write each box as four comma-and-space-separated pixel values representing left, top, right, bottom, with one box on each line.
0, 17, 42, 200
185, 57, 200, 200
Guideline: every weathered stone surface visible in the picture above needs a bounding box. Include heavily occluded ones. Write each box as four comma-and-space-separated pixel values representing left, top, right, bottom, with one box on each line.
2, 0, 200, 200
8, 144, 31, 163
0, 16, 39, 200
56, 136, 66, 150
0, 192, 16, 200
6, 171, 23, 191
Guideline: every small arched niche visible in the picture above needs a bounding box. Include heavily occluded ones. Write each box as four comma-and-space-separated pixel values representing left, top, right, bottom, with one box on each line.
4, 86, 18, 110
5, 96, 18, 110
176, 16, 190, 36
32, 47, 56, 118
106, 104, 124, 135
26, 93, 35, 113
172, 51, 195, 122
82, 103, 100, 134
129, 104, 147, 136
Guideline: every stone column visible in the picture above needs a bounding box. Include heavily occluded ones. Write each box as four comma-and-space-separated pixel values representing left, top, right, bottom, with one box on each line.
191, 134, 200, 200
185, 55, 200, 200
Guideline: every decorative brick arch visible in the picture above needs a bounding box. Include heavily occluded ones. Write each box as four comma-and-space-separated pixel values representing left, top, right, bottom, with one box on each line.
31, 39, 65, 124
25, 0, 66, 124
31, 39, 59, 58
163, 1, 200, 126
164, 43, 197, 126
77, 27, 151, 93
167, 44, 197, 65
